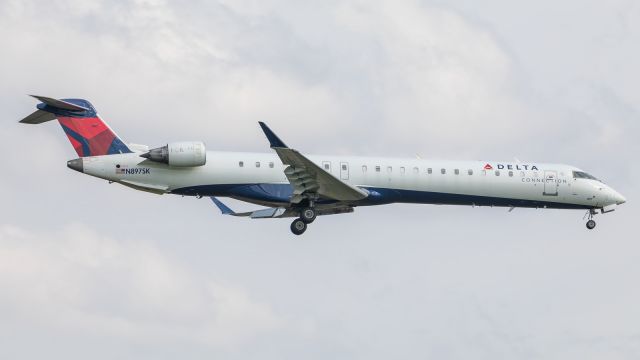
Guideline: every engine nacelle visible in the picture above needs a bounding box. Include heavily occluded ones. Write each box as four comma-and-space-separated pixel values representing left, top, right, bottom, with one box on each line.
141, 141, 206, 167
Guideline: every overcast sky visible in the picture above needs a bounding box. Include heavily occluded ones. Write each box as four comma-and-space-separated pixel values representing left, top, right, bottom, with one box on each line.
1, 0, 639, 359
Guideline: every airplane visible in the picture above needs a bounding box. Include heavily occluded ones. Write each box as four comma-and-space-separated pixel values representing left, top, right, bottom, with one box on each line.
20, 95, 626, 235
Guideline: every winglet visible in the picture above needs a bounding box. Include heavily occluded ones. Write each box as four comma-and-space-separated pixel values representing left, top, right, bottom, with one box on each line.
258, 121, 288, 148
210, 197, 236, 215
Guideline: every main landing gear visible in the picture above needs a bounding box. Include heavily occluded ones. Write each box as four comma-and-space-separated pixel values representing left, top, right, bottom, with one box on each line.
290, 207, 317, 235
585, 209, 597, 230
290, 219, 307, 235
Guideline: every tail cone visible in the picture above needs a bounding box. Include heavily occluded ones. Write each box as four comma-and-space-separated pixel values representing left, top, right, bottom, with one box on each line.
67, 158, 83, 173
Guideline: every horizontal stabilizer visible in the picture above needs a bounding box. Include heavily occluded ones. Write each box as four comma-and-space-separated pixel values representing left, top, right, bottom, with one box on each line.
20, 95, 90, 124
19, 109, 57, 124
29, 95, 90, 112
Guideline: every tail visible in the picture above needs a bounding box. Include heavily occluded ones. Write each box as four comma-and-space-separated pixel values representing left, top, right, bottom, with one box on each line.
20, 95, 132, 157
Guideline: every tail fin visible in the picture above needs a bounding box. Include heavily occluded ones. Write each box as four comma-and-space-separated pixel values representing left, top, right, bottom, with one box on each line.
20, 95, 132, 157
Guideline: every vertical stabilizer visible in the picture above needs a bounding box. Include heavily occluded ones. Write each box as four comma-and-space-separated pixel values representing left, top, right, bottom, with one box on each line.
20, 95, 132, 157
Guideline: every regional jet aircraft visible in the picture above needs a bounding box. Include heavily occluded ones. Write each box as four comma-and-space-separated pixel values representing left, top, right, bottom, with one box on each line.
21, 96, 626, 235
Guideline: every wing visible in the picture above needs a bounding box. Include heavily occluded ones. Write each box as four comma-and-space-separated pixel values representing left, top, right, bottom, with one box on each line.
210, 197, 354, 218
210, 197, 287, 218
258, 122, 368, 204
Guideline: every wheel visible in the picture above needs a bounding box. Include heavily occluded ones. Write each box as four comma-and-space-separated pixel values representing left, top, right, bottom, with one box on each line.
586, 219, 596, 230
290, 219, 307, 235
300, 207, 317, 224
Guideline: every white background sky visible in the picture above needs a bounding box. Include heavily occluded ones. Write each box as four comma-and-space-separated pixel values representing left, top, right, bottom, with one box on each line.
1, 0, 639, 359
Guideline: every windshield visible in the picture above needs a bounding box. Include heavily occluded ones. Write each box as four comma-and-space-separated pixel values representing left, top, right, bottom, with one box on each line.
573, 171, 600, 181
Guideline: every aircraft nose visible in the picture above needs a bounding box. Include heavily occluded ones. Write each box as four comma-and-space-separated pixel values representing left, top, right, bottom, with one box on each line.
610, 189, 626, 205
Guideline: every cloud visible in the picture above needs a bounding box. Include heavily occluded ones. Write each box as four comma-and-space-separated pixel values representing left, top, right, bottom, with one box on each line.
1, 0, 639, 359
0, 223, 281, 348
0, 0, 539, 158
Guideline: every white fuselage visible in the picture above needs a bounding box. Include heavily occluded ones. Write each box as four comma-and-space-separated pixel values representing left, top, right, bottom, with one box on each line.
77, 151, 626, 211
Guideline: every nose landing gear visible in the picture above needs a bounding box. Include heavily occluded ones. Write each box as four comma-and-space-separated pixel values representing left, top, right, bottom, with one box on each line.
585, 209, 597, 230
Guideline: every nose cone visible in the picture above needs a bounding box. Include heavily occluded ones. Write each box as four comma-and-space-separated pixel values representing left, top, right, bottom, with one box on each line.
67, 158, 84, 173
610, 188, 626, 205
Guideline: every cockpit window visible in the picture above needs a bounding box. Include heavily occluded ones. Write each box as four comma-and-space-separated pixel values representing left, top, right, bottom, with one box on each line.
573, 171, 599, 181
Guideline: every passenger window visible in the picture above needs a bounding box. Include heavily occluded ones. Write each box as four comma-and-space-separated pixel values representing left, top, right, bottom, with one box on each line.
324, 163, 330, 170
269, 162, 274, 168
255, 162, 260, 168
400, 167, 405, 174
362, 165, 367, 172
468, 169, 473, 175
375, 166, 381, 172
413, 167, 419, 174
387, 166, 392, 173
495, 170, 500, 176
508, 170, 513, 177
427, 168, 432, 174
454, 169, 459, 175
239, 161, 244, 167
342, 164, 347, 171
441, 168, 446, 174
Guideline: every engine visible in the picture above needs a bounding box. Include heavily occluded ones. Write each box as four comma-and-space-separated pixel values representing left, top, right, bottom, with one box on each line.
140, 141, 206, 167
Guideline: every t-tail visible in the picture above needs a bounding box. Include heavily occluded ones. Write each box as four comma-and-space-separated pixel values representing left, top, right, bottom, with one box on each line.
20, 95, 132, 157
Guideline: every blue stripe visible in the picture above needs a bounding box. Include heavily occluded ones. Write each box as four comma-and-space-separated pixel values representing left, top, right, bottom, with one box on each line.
170, 183, 591, 210
107, 137, 133, 154
59, 124, 91, 156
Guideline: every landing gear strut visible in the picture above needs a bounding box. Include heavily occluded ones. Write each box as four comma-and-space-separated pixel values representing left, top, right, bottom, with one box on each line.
290, 197, 319, 235
585, 209, 597, 230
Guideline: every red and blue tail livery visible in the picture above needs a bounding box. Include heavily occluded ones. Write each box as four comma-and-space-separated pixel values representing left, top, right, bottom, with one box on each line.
20, 95, 131, 157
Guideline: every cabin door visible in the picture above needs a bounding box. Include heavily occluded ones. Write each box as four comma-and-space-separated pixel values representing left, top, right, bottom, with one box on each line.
340, 162, 349, 180
543, 170, 558, 196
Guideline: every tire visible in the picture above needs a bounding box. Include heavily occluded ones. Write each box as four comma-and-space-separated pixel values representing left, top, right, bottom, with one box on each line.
291, 219, 307, 235
300, 207, 317, 224
586, 219, 596, 230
